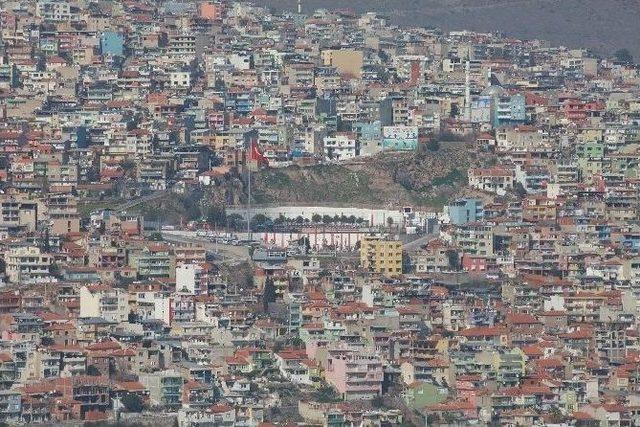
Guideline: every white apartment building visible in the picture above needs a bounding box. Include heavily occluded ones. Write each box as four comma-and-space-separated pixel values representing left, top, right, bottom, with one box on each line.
79, 285, 128, 323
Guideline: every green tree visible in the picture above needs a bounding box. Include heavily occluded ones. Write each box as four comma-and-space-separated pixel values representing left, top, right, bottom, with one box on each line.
450, 103, 460, 118
185, 203, 201, 221
120, 393, 144, 413
298, 236, 311, 252
322, 215, 333, 224
149, 232, 163, 241
402, 251, 412, 274
445, 249, 461, 271
273, 340, 285, 353
263, 277, 277, 311
289, 337, 305, 348
41, 336, 55, 346
49, 263, 61, 278
207, 206, 226, 227
426, 139, 440, 152
182, 190, 203, 221
250, 214, 269, 230
227, 213, 244, 230
87, 365, 102, 376
312, 213, 322, 223
313, 384, 341, 403
121, 159, 137, 176
371, 395, 385, 408
274, 214, 286, 225
514, 182, 528, 198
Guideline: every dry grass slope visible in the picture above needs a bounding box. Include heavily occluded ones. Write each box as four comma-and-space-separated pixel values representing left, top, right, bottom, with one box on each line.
252, 144, 478, 208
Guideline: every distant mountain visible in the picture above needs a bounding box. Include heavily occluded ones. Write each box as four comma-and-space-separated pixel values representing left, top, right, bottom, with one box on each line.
260, 0, 640, 59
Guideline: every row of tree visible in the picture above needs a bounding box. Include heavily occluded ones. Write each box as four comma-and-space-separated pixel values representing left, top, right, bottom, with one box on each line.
248, 213, 371, 231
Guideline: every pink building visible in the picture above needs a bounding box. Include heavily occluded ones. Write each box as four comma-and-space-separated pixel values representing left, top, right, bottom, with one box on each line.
325, 348, 383, 400
199, 2, 221, 20
462, 254, 488, 272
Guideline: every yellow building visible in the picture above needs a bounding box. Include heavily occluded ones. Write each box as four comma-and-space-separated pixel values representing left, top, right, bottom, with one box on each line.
360, 235, 403, 276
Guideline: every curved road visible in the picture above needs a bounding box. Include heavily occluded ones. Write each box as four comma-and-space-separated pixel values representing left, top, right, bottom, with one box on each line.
403, 232, 436, 251
114, 190, 171, 213
160, 230, 251, 263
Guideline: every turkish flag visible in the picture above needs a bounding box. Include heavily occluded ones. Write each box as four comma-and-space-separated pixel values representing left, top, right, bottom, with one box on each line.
250, 140, 269, 166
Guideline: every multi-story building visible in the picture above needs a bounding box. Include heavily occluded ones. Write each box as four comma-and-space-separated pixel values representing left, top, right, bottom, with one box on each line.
0, 196, 38, 233
141, 370, 184, 411
131, 244, 175, 279
79, 285, 128, 323
381, 126, 419, 151
414, 239, 459, 273
493, 94, 527, 128
5, 246, 53, 285
36, 0, 77, 21
325, 348, 383, 400
323, 133, 358, 160
0, 312, 43, 342
454, 223, 494, 257
0, 390, 21, 423
175, 264, 206, 295
46, 193, 80, 235
468, 167, 515, 195
359, 235, 403, 276
446, 198, 484, 225
380, 95, 409, 126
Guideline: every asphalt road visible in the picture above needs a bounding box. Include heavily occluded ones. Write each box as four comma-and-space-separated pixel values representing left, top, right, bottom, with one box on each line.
403, 233, 436, 251
115, 190, 170, 212
160, 230, 251, 263
160, 224, 438, 268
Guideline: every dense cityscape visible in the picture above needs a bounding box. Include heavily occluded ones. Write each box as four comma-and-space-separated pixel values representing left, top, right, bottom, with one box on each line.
0, 0, 640, 425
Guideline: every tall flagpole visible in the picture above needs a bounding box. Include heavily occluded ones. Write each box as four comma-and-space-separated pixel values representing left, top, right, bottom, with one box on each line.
247, 164, 251, 240
246, 144, 252, 241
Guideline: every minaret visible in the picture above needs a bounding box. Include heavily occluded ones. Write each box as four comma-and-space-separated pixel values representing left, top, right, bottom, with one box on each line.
464, 57, 471, 122
297, 0, 302, 14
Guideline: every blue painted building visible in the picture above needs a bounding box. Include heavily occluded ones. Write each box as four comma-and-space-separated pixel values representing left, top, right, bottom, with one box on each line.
382, 125, 418, 151
621, 232, 640, 251
226, 92, 253, 114
100, 31, 124, 56
493, 93, 526, 128
446, 198, 484, 225
353, 121, 381, 141
470, 95, 493, 124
